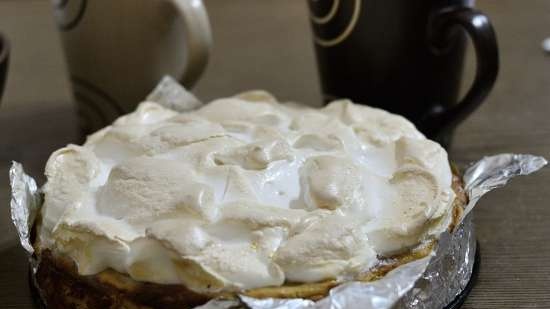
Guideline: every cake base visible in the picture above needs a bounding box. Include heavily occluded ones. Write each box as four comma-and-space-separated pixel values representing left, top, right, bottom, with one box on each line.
29, 242, 480, 309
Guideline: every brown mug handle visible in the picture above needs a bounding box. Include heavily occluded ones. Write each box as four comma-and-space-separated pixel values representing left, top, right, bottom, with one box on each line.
421, 7, 499, 138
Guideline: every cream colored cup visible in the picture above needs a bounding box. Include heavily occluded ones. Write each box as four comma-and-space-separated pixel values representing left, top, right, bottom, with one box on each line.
52, 0, 212, 134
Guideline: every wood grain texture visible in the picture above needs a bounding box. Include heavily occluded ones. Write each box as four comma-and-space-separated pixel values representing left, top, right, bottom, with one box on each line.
0, 0, 549, 308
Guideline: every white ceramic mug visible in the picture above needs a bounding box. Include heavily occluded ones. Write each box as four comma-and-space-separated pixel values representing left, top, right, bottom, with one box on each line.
52, 0, 212, 134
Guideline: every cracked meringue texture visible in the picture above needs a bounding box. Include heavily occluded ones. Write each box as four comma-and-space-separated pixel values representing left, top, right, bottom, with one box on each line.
38, 91, 455, 293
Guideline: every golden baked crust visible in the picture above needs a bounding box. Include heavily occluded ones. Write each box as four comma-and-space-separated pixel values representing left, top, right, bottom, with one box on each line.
33, 173, 468, 309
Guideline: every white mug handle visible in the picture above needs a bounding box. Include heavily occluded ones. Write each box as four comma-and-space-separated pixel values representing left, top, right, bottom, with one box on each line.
168, 0, 212, 87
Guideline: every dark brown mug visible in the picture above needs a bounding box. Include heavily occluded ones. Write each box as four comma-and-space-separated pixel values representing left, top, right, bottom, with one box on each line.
0, 34, 9, 103
308, 0, 499, 147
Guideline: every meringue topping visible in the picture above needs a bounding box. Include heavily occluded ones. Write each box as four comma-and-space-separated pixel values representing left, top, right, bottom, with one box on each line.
38, 92, 455, 293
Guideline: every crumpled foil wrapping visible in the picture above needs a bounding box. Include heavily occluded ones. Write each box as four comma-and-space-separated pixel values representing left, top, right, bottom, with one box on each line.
9, 77, 548, 309
9, 162, 41, 254
462, 154, 548, 219
146, 75, 203, 112
394, 214, 475, 309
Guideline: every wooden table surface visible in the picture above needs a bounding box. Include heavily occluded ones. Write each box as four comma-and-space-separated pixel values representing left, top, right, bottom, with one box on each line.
1, 1, 549, 308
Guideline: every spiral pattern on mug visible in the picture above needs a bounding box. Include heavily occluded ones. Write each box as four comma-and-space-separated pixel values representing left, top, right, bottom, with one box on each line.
310, 0, 340, 24
309, 0, 361, 47
71, 76, 125, 132
52, 0, 87, 31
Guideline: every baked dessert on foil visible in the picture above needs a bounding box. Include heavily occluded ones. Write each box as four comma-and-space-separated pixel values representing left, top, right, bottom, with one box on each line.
29, 88, 466, 308
10, 80, 546, 309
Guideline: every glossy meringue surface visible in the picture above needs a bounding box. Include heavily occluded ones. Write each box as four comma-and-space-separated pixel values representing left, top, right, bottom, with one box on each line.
38, 91, 455, 293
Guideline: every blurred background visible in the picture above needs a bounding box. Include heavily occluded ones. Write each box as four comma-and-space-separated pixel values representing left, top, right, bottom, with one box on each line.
0, 1, 549, 308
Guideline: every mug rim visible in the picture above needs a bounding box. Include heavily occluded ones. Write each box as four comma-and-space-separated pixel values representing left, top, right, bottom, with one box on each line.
0, 33, 9, 65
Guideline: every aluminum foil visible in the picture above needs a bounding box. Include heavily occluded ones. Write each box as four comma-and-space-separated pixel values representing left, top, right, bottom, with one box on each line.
9, 162, 41, 254
395, 213, 475, 309
146, 75, 203, 112
462, 154, 548, 219
8, 78, 548, 309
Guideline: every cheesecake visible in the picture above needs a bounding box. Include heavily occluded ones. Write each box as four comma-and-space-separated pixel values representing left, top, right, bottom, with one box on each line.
33, 91, 467, 308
